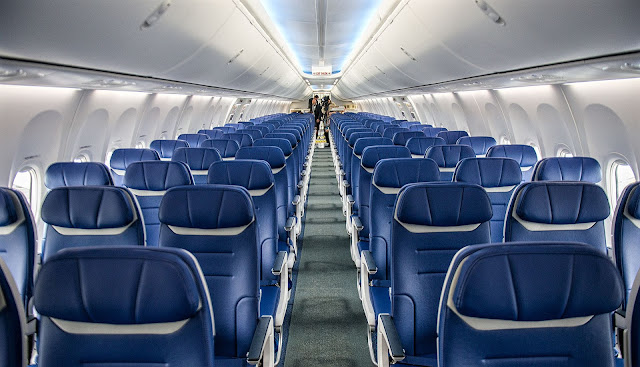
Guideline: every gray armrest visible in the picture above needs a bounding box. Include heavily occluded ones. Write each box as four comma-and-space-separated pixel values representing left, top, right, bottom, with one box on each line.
616, 308, 628, 329
247, 316, 273, 365
352, 216, 364, 231
285, 216, 297, 232
292, 195, 301, 205
297, 181, 304, 189
272, 251, 287, 276
346, 194, 355, 205
362, 250, 377, 275
379, 314, 405, 363
339, 169, 345, 177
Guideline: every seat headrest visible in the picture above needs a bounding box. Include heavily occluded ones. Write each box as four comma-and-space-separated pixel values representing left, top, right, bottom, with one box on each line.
41, 187, 136, 229
423, 127, 447, 137
533, 157, 602, 183
437, 130, 469, 144
392, 131, 425, 146
486, 144, 538, 167
35, 247, 201, 324
382, 127, 409, 140
456, 136, 497, 155
45, 162, 113, 189
625, 184, 640, 219
236, 147, 287, 169
246, 125, 270, 136
171, 148, 222, 171
450, 242, 623, 321
361, 146, 411, 169
515, 182, 610, 224
265, 133, 296, 148
425, 145, 476, 168
253, 138, 293, 156
373, 158, 440, 188
241, 129, 263, 141
223, 133, 254, 147
396, 182, 492, 226
197, 129, 226, 140
348, 132, 380, 147
177, 133, 209, 148
0, 188, 19, 226
124, 161, 193, 191
110, 149, 160, 170
200, 139, 240, 158
454, 158, 522, 187
208, 160, 274, 193
405, 137, 446, 156
149, 140, 189, 159
213, 126, 236, 134
159, 185, 254, 229
353, 138, 394, 155
277, 128, 301, 141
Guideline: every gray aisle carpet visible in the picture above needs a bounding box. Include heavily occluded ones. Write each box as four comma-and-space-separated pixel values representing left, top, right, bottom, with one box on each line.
284, 147, 373, 367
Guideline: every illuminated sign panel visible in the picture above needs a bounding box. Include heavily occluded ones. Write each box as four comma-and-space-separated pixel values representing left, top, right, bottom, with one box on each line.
312, 65, 332, 76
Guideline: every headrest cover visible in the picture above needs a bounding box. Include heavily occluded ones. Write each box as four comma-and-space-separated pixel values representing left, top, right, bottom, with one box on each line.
41, 187, 135, 229
149, 140, 189, 159
159, 185, 254, 229
0, 189, 18, 226
236, 147, 286, 168
110, 149, 160, 170
35, 247, 201, 324
224, 133, 254, 147
197, 129, 226, 140
396, 183, 492, 226
253, 138, 293, 156
171, 148, 222, 171
353, 138, 394, 155
392, 131, 425, 146
625, 185, 640, 219
124, 161, 193, 190
515, 182, 610, 224
208, 160, 274, 190
426, 145, 476, 168
361, 146, 411, 169
45, 162, 113, 189
265, 133, 296, 148
437, 130, 469, 144
405, 137, 446, 155
382, 127, 409, 140
452, 242, 624, 320
200, 139, 240, 158
177, 134, 209, 148
486, 144, 538, 167
454, 158, 522, 187
348, 132, 380, 147
456, 136, 497, 155
373, 158, 440, 188
534, 157, 602, 183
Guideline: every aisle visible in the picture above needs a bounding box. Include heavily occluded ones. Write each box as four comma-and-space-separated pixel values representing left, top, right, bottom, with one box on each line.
284, 147, 372, 366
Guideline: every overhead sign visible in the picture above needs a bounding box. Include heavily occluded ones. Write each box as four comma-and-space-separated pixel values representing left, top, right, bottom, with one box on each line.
312, 65, 332, 76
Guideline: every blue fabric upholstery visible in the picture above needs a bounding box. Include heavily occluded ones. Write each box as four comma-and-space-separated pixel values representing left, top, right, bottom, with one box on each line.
454, 157, 522, 242
405, 136, 446, 157
253, 138, 294, 157
34, 247, 215, 367
409, 123, 432, 131
178, 133, 209, 148
422, 127, 447, 137
41, 186, 145, 261
612, 182, 640, 305
201, 139, 240, 159
246, 125, 270, 137
505, 182, 610, 253
150, 139, 190, 159
124, 161, 193, 247
265, 133, 296, 149
390, 182, 491, 363
344, 132, 378, 191
213, 126, 237, 134
382, 127, 409, 140
198, 129, 226, 140
224, 133, 254, 148
45, 162, 113, 189
241, 129, 263, 141
0, 257, 26, 367
533, 157, 602, 183
439, 242, 623, 367
456, 136, 497, 156
391, 131, 424, 146
486, 144, 538, 181
425, 144, 475, 181
171, 147, 222, 184
158, 185, 259, 361
351, 138, 394, 213
109, 148, 160, 186
437, 130, 469, 144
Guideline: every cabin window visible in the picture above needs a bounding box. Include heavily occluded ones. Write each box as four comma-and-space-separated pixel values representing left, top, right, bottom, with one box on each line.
105, 148, 116, 165
135, 141, 145, 149
609, 160, 636, 203
499, 136, 511, 145
73, 154, 89, 163
557, 148, 573, 158
12, 167, 39, 214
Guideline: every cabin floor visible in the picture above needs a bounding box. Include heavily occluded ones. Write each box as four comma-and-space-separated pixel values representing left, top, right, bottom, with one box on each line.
284, 147, 372, 366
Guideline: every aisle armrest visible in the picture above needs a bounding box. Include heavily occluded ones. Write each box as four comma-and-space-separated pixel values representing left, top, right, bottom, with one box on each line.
247, 316, 275, 366
377, 314, 405, 367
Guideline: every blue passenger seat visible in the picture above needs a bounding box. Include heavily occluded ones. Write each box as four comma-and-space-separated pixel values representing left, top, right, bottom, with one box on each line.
486, 144, 538, 181
198, 129, 226, 140
0, 256, 27, 367
456, 135, 497, 156
109, 148, 160, 186
391, 131, 425, 147
171, 147, 222, 184
532, 156, 602, 182
425, 144, 475, 181
224, 132, 254, 148
45, 162, 113, 188
150, 139, 190, 160
201, 139, 240, 160
405, 136, 446, 158
177, 133, 209, 148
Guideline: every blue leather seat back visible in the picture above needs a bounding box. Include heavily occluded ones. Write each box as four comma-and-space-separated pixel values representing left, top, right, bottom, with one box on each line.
258, 123, 275, 133
358, 146, 411, 239
246, 125, 270, 137
400, 121, 421, 129
208, 160, 277, 284
376, 123, 397, 134
392, 182, 492, 360
486, 144, 538, 181
150, 139, 190, 159
224, 133, 254, 148
351, 138, 394, 210
41, 186, 145, 261
613, 182, 640, 305
197, 129, 226, 140
533, 157, 602, 183
171, 147, 222, 184
392, 131, 424, 146
0, 188, 36, 307
436, 130, 469, 144
265, 133, 296, 149
213, 126, 236, 134
370, 158, 439, 282
439, 242, 623, 367
409, 123, 432, 131
124, 161, 193, 247
225, 123, 243, 130
382, 127, 409, 140
456, 136, 497, 156
277, 128, 302, 143
0, 257, 27, 367
241, 129, 263, 142
109, 148, 160, 186
177, 133, 209, 148
505, 181, 610, 253
405, 136, 446, 158
34, 247, 215, 367
343, 132, 377, 189
348, 132, 380, 148
45, 162, 113, 189
158, 185, 258, 359
425, 144, 475, 181
253, 138, 294, 157
422, 127, 447, 137
200, 139, 240, 159
454, 157, 522, 242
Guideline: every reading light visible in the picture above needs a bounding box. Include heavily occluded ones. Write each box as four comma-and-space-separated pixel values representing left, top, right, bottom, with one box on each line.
475, 0, 506, 26
140, 0, 171, 30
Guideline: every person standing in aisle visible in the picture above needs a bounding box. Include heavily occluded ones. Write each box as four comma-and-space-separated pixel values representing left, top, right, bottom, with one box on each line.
312, 95, 322, 132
